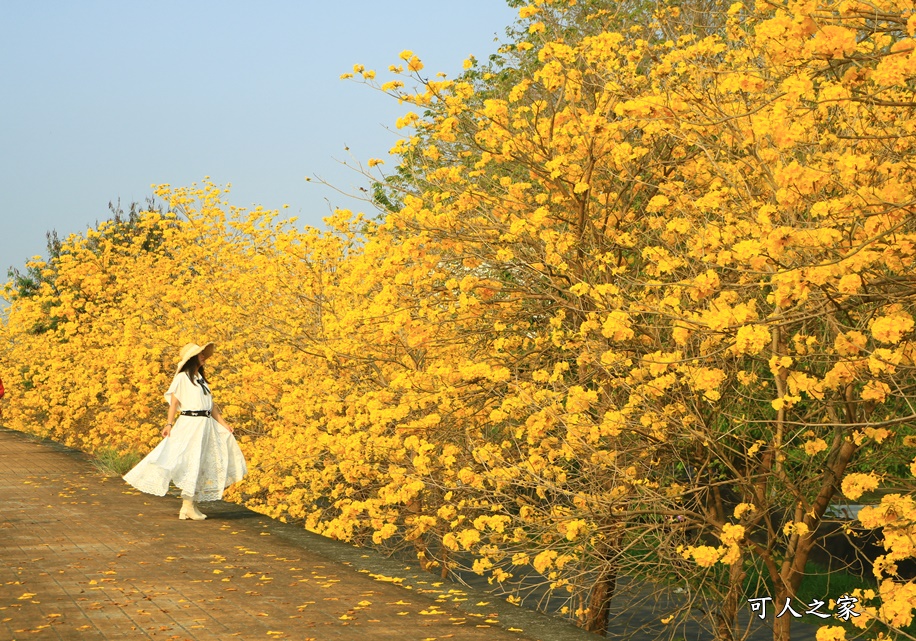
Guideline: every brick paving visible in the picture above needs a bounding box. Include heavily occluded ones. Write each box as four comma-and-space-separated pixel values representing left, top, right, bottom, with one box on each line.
0, 427, 590, 641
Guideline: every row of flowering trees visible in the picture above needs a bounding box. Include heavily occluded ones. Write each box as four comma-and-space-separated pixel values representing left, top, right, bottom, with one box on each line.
5, 0, 916, 639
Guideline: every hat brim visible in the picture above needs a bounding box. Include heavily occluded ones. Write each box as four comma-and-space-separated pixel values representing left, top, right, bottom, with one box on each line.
174, 342, 216, 374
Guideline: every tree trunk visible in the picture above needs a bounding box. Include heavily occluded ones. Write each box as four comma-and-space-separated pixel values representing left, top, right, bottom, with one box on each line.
579, 564, 617, 634
772, 591, 792, 641
715, 551, 746, 640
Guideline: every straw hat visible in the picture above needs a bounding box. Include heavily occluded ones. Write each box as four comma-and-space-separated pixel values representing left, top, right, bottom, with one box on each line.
174, 342, 215, 374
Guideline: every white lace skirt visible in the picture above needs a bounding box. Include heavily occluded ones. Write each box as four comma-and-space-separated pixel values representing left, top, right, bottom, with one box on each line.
123, 416, 247, 502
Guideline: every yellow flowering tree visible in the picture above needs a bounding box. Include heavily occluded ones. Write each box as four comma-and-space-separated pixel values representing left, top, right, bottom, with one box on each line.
6, 0, 916, 640
346, 0, 916, 638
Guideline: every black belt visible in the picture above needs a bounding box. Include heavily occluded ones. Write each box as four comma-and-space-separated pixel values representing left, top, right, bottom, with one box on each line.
180, 410, 211, 417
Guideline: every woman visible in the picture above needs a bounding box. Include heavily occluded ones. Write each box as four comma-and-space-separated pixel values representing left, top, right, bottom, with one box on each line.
124, 342, 247, 520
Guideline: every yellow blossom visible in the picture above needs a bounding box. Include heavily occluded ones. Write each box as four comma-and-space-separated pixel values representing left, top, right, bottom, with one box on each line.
841, 472, 881, 501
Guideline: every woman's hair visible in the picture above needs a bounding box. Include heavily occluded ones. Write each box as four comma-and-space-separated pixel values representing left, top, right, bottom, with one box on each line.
179, 355, 211, 395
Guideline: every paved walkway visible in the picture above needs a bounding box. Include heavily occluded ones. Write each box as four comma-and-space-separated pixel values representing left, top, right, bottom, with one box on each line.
0, 427, 592, 641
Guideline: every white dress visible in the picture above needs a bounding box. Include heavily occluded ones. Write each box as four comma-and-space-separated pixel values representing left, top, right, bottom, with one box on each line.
123, 372, 247, 501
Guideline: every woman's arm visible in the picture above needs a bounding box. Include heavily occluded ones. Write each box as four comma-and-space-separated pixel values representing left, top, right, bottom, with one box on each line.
212, 403, 234, 433
161, 395, 180, 437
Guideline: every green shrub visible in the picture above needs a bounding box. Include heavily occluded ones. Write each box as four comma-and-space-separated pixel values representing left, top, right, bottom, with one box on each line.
92, 447, 142, 476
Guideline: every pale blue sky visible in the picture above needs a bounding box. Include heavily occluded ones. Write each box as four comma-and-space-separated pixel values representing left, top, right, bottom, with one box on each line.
0, 1, 517, 275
